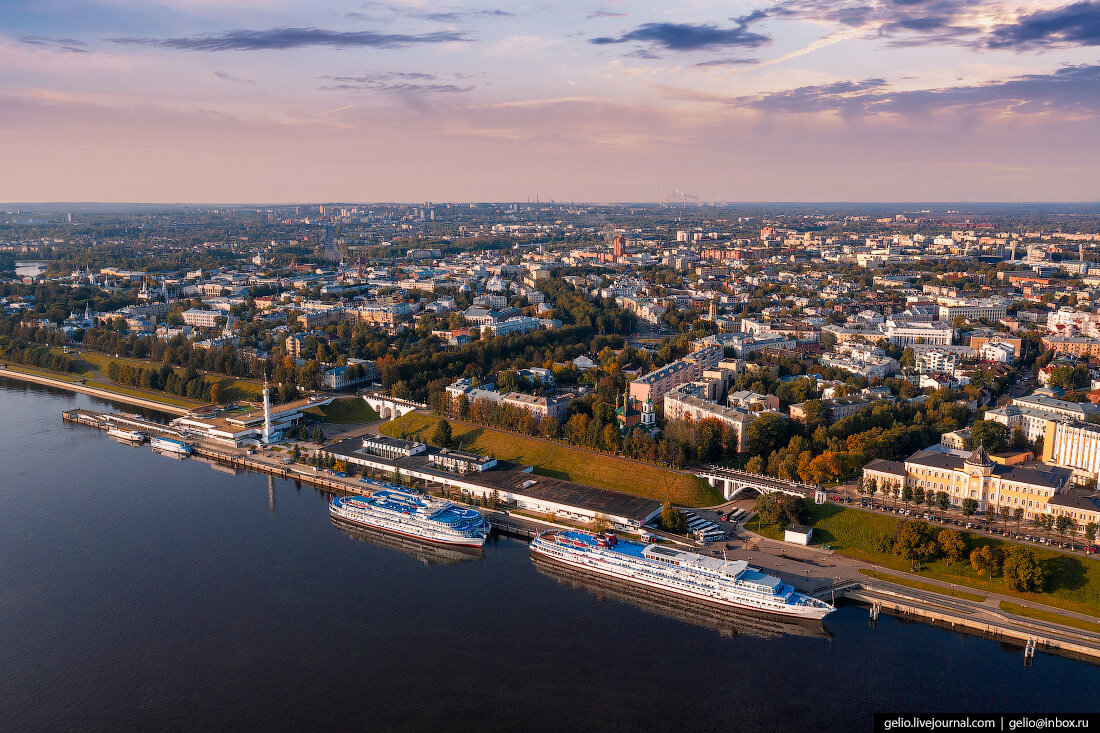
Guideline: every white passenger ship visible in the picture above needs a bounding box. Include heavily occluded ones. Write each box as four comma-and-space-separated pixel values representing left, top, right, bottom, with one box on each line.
149, 436, 192, 455
329, 489, 490, 547
107, 427, 146, 442
531, 530, 835, 620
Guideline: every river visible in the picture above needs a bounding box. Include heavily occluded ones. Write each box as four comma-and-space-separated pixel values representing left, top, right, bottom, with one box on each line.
1, 378, 1096, 731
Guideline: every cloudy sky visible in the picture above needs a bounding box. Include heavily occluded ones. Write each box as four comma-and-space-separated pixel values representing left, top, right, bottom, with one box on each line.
3, 0, 1100, 202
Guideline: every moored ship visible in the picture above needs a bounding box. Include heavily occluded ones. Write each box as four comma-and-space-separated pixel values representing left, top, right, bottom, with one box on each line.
149, 436, 192, 455
107, 427, 146, 442
329, 489, 490, 547
530, 530, 835, 620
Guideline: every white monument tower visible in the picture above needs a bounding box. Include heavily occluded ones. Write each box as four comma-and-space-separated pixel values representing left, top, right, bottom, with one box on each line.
261, 380, 275, 444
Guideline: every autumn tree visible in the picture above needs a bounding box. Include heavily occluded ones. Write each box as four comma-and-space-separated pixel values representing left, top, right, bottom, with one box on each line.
1002, 547, 1045, 592
938, 529, 967, 565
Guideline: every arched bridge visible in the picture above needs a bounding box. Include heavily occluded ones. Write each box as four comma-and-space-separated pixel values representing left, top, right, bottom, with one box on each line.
696, 467, 828, 504
362, 392, 428, 421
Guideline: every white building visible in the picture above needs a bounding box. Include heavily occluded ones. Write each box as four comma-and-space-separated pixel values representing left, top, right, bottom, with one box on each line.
181, 309, 221, 328
884, 319, 954, 346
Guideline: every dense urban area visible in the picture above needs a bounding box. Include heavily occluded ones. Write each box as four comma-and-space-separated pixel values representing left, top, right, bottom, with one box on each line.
4, 201, 1100, 627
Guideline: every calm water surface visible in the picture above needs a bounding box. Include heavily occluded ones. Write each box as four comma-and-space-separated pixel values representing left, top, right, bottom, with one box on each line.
1, 378, 1097, 732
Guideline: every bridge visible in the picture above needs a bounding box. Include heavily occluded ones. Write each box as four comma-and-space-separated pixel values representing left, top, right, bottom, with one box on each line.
362, 391, 428, 421
695, 466, 828, 504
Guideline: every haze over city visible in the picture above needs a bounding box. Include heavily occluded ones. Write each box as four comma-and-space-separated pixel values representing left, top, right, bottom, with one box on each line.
4, 0, 1100, 202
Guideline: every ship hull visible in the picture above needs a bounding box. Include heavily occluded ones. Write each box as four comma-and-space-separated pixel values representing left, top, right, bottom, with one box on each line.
329, 505, 487, 548
531, 540, 832, 621
149, 439, 191, 455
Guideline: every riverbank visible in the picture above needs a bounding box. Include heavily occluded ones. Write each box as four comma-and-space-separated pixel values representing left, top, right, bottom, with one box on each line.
0, 366, 191, 415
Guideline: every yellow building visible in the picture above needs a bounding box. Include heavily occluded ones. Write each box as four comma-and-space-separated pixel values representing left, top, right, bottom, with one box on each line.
863, 446, 1091, 529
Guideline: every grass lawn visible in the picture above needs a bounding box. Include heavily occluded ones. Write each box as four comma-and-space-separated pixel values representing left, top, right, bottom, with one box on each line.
754, 499, 1100, 618
306, 397, 380, 424
85, 380, 202, 408
380, 412, 721, 506
1, 362, 86, 382
998, 601, 1100, 633
77, 352, 262, 402
858, 569, 986, 602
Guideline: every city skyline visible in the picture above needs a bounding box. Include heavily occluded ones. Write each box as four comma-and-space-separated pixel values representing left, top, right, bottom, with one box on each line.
3, 0, 1100, 202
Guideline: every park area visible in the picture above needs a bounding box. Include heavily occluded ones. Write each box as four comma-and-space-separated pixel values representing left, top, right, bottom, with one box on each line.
379, 412, 721, 506
753, 498, 1100, 621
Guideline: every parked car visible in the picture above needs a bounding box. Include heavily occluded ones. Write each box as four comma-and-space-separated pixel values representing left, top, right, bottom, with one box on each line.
1083, 545, 1097, 555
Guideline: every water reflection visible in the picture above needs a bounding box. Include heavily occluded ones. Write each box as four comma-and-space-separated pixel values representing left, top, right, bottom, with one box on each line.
330, 516, 484, 566
531, 553, 831, 640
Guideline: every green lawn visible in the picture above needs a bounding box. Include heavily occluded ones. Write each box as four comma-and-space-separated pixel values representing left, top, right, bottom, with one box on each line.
999, 601, 1100, 634
306, 397, 380, 424
858, 569, 986, 602
85, 380, 202, 408
755, 500, 1100, 618
380, 412, 721, 506
1, 362, 86, 382
77, 352, 262, 402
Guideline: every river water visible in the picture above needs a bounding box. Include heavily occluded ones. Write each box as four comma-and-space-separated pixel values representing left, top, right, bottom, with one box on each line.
1, 378, 1097, 731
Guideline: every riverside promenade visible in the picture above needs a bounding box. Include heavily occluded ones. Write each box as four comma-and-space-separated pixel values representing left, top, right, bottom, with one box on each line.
1, 366, 191, 415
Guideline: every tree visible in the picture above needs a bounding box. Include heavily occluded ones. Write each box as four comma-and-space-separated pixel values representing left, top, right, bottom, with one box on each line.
913, 486, 925, 508
939, 529, 967, 565
592, 512, 611, 533
659, 501, 687, 533
333, 459, 348, 474
208, 381, 222, 404
539, 414, 561, 440
290, 443, 301, 462
970, 545, 998, 576
901, 484, 914, 508
867, 477, 878, 508
893, 520, 939, 571
962, 498, 979, 517
311, 424, 325, 444
935, 490, 949, 516
984, 504, 997, 530
1086, 521, 1099, 544
744, 413, 790, 457
745, 455, 764, 474
969, 420, 1008, 453
1002, 546, 1045, 592
1054, 514, 1071, 546
754, 493, 807, 529
1013, 507, 1025, 534
431, 419, 453, 448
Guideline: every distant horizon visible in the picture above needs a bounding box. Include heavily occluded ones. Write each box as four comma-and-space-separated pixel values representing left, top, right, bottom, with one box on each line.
5, 200, 1100, 208
4, 1, 1099, 202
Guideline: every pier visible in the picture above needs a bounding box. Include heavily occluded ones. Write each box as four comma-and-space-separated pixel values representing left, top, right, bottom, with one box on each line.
61, 407, 1100, 663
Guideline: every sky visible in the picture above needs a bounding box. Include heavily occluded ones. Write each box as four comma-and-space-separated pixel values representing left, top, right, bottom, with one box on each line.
2, 0, 1100, 203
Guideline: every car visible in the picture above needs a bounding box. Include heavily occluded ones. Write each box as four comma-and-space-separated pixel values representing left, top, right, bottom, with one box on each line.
1083, 546, 1097, 555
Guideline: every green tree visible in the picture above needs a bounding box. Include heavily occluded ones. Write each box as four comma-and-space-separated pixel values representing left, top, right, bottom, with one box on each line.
754, 493, 807, 529
1086, 521, 1099, 544
969, 420, 1008, 453
937, 490, 950, 518
311, 424, 325, 444
431, 419, 453, 448
744, 413, 790, 457
659, 501, 687, 533
893, 520, 939, 571
1002, 546, 1045, 592
962, 498, 979, 517
1013, 507, 1025, 534
902, 484, 914, 507
939, 529, 967, 565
